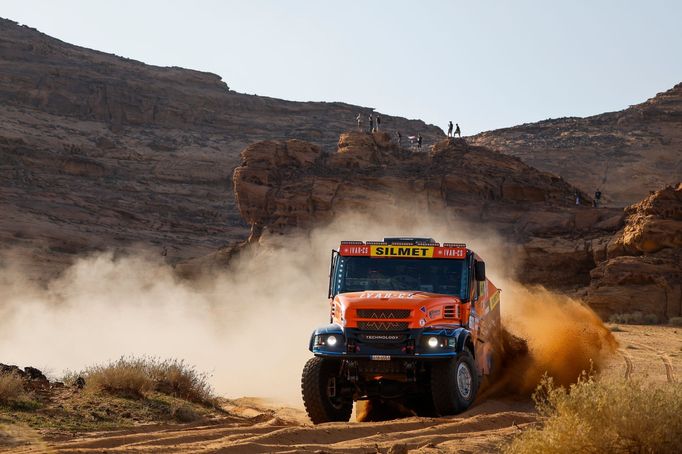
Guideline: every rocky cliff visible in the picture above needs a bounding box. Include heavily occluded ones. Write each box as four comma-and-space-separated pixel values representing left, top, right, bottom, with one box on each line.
470, 84, 682, 206
233, 132, 624, 289
0, 18, 442, 275
586, 184, 682, 320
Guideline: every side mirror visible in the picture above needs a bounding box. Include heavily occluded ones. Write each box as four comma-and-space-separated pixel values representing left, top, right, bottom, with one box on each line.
474, 261, 486, 282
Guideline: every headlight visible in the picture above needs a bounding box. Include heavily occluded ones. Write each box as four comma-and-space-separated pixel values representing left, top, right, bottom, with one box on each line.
427, 336, 438, 348
326, 335, 338, 346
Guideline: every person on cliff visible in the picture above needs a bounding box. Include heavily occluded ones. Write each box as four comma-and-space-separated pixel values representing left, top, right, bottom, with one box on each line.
454, 123, 461, 138
356, 113, 363, 131
575, 191, 581, 205
397, 131, 402, 146
447, 121, 453, 137
376, 115, 381, 131
368, 114, 374, 133
417, 133, 423, 149
594, 189, 602, 208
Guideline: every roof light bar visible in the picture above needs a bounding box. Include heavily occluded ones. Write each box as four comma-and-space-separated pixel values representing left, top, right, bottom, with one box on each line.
442, 243, 467, 248
340, 241, 364, 245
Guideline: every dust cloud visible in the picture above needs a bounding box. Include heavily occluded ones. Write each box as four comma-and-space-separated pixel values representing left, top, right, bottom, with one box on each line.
0, 208, 616, 407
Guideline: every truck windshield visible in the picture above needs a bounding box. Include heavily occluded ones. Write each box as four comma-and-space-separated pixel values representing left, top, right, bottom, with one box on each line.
333, 256, 468, 299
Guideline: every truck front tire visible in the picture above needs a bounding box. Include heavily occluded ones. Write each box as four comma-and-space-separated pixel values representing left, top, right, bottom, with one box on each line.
301, 357, 352, 424
430, 350, 479, 416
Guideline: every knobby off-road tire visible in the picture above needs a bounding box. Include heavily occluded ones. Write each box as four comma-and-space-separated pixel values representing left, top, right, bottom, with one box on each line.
430, 349, 479, 416
301, 357, 352, 424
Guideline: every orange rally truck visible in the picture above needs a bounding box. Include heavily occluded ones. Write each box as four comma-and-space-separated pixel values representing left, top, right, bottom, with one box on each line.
301, 237, 501, 423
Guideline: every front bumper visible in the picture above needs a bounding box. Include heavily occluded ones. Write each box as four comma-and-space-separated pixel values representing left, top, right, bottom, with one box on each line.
311, 327, 464, 359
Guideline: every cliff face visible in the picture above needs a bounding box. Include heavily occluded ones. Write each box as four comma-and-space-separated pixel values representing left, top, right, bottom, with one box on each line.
0, 18, 442, 275
233, 132, 624, 289
586, 184, 682, 320
470, 84, 682, 206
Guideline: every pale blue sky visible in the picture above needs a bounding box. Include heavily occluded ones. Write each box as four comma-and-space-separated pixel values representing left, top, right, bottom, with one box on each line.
3, 0, 681, 134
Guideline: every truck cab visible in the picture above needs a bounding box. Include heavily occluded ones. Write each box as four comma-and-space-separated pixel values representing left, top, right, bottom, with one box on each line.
301, 238, 501, 423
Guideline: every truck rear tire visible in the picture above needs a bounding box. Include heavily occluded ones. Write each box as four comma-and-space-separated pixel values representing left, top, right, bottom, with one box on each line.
301, 357, 352, 424
430, 350, 479, 416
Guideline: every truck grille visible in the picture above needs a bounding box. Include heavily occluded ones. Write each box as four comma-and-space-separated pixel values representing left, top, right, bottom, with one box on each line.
356, 309, 411, 319
444, 305, 457, 318
357, 321, 409, 331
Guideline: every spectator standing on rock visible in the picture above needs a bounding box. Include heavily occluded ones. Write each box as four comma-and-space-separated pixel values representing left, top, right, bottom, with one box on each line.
368, 114, 374, 133
356, 113, 363, 131
417, 133, 423, 149
376, 115, 381, 131
575, 191, 581, 205
447, 121, 453, 137
454, 123, 461, 138
397, 131, 402, 146
594, 189, 602, 208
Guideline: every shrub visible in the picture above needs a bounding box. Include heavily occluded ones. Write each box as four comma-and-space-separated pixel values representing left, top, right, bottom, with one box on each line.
81, 357, 214, 404
0, 372, 25, 405
504, 375, 682, 453
642, 313, 659, 325
608, 312, 660, 325
669, 317, 682, 327
83, 357, 153, 399
147, 359, 214, 405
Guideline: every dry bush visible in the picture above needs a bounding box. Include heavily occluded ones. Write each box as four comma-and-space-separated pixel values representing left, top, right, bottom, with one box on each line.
669, 317, 682, 327
504, 375, 682, 454
82, 357, 214, 403
147, 359, 214, 405
0, 373, 25, 404
83, 357, 153, 399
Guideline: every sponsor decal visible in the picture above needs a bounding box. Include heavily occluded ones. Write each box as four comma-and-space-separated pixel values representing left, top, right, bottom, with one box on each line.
371, 245, 433, 258
362, 334, 402, 341
340, 244, 466, 259
489, 291, 500, 311
428, 309, 441, 319
371, 355, 391, 361
360, 292, 414, 299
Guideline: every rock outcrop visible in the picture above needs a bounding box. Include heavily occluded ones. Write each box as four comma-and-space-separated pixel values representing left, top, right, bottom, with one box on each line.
470, 83, 682, 206
586, 184, 682, 320
234, 132, 624, 288
0, 18, 442, 277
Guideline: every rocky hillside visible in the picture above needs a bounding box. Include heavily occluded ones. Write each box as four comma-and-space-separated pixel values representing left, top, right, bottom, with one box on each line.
0, 18, 442, 276
586, 184, 682, 321
233, 132, 624, 289
233, 132, 681, 319
470, 84, 682, 207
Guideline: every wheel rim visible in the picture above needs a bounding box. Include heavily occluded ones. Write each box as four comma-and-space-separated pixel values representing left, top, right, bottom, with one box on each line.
456, 362, 472, 400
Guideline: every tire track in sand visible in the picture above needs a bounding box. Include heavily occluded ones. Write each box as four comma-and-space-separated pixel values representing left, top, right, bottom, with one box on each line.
629, 342, 676, 383
618, 348, 634, 380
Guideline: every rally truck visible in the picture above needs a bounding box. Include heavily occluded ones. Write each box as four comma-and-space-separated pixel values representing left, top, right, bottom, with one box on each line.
301, 237, 501, 423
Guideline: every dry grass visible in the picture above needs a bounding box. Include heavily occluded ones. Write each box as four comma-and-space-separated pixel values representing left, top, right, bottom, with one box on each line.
0, 373, 25, 405
504, 375, 682, 454
79, 357, 214, 404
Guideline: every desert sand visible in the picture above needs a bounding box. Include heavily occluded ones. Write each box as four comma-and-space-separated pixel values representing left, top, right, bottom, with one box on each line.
2, 325, 678, 454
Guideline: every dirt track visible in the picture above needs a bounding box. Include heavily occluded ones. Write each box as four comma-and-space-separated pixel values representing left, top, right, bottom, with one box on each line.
4, 325, 680, 454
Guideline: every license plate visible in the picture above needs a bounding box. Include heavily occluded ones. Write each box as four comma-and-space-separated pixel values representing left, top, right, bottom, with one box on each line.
371, 355, 391, 361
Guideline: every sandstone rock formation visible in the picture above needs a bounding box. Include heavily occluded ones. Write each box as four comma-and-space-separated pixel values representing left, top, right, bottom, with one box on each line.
233, 132, 624, 288
470, 84, 682, 206
586, 184, 682, 320
0, 18, 442, 277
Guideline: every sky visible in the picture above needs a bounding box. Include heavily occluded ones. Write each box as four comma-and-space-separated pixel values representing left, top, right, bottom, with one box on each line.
3, 0, 681, 134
